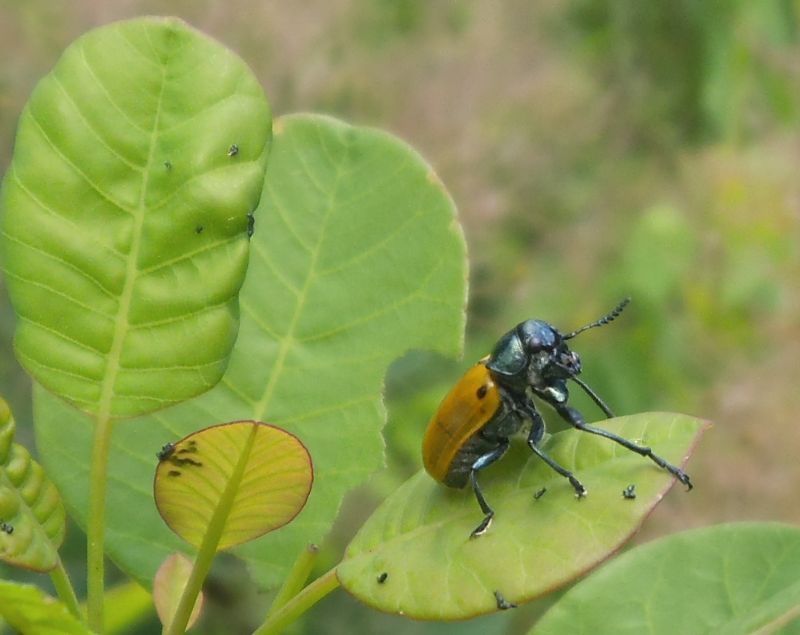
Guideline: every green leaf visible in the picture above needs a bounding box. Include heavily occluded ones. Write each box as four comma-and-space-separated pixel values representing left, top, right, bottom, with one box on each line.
34, 113, 468, 587
0, 17, 271, 417
0, 397, 65, 571
103, 581, 154, 635
153, 553, 204, 630
0, 580, 91, 635
338, 413, 708, 620
154, 421, 312, 549
531, 522, 800, 635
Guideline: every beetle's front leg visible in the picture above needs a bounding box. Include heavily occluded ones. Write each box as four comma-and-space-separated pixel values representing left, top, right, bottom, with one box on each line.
553, 403, 693, 491
504, 393, 587, 498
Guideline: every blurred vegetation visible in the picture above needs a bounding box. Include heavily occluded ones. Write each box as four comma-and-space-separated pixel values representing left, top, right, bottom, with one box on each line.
1, 1, 799, 633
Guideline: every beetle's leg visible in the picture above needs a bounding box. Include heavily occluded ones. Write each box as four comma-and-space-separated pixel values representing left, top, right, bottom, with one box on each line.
571, 375, 614, 418
522, 401, 587, 497
553, 403, 693, 490
469, 439, 510, 538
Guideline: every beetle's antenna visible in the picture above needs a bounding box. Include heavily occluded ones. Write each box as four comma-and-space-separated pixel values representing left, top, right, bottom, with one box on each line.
571, 376, 615, 418
563, 297, 631, 340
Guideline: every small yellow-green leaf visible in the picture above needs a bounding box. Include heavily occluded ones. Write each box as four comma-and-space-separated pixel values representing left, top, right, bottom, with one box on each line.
0, 579, 91, 634
0, 397, 65, 571
153, 553, 204, 630
338, 413, 708, 620
154, 421, 312, 550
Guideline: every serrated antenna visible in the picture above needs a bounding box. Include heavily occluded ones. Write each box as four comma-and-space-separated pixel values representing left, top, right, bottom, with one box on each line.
562, 297, 631, 340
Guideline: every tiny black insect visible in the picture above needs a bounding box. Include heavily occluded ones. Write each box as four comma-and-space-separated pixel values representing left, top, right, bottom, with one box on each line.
157, 442, 176, 461
494, 590, 516, 610
228, 144, 239, 157
622, 484, 637, 499
195, 225, 204, 234
164, 160, 172, 170
377, 572, 388, 584
247, 212, 255, 238
0, 521, 14, 535
533, 487, 547, 500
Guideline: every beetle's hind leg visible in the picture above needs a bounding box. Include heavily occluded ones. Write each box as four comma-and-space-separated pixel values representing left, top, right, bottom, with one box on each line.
555, 404, 693, 490
468, 439, 510, 538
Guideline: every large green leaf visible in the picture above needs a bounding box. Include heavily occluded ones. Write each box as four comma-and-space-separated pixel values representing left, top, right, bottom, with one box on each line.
338, 413, 708, 620
0, 17, 271, 417
35, 114, 468, 587
532, 522, 800, 635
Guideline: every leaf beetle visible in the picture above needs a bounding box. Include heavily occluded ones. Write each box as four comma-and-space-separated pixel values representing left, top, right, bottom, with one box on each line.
422, 298, 692, 537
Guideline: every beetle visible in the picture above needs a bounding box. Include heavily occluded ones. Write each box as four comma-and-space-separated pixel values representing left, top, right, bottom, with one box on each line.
422, 298, 692, 537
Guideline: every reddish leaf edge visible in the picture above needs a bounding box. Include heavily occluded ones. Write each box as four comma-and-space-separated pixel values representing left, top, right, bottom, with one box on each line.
153, 420, 314, 548
337, 416, 711, 621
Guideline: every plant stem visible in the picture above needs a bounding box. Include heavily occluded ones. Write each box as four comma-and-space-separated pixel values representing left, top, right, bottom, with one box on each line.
266, 543, 319, 616
163, 424, 259, 635
50, 558, 84, 623
253, 567, 339, 635
87, 412, 114, 632
161, 541, 215, 635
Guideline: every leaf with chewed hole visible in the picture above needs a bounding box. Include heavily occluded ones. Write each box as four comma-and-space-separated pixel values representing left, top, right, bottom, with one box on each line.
532, 523, 800, 635
154, 421, 312, 550
0, 580, 90, 635
34, 113, 467, 589
0, 17, 271, 417
338, 413, 708, 620
153, 553, 204, 630
0, 397, 65, 572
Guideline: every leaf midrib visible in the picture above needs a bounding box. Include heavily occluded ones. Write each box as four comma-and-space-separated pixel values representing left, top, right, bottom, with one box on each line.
95, 45, 167, 418
247, 125, 346, 421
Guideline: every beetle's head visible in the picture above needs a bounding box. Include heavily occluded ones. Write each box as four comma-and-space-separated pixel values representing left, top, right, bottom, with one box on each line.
517, 320, 581, 383
520, 297, 631, 383
488, 298, 630, 399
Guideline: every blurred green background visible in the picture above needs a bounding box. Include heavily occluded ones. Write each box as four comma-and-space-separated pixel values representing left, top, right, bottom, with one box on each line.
1, 1, 799, 633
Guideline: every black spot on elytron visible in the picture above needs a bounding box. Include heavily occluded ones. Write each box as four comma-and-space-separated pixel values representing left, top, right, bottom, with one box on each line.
377, 572, 388, 584
168, 470, 181, 477
476, 384, 489, 399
